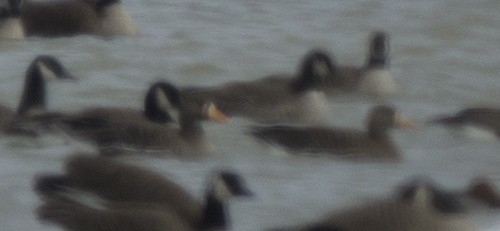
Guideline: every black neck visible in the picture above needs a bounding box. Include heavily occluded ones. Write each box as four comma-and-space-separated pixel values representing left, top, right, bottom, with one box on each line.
96, 0, 120, 11
17, 67, 45, 115
200, 192, 227, 230
366, 55, 387, 68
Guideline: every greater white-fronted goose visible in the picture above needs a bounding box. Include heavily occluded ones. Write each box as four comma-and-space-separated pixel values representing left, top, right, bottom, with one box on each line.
181, 49, 334, 124
249, 105, 415, 161
21, 0, 138, 37
35, 154, 253, 231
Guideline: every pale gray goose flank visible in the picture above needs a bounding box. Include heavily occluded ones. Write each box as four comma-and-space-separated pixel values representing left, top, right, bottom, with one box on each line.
272, 177, 478, 231
323, 31, 398, 97
250, 105, 415, 161
0, 55, 76, 135
35, 154, 253, 231
55, 81, 229, 156
0, 0, 24, 39
21, 0, 138, 37
181, 49, 334, 124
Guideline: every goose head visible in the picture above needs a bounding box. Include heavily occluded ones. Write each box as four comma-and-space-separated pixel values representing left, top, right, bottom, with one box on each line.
366, 31, 389, 68
293, 49, 335, 93
17, 55, 76, 116
367, 105, 415, 138
201, 170, 253, 230
144, 81, 229, 125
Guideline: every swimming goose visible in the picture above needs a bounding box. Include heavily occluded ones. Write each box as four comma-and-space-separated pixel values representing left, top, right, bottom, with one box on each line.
0, 0, 24, 39
182, 49, 333, 124
35, 154, 253, 231
272, 177, 478, 231
249, 105, 415, 161
431, 107, 500, 139
56, 81, 229, 156
323, 31, 398, 97
21, 0, 138, 37
0, 55, 76, 135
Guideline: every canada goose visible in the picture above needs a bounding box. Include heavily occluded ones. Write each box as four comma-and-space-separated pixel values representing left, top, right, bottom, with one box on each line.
249, 105, 415, 161
272, 177, 478, 231
35, 154, 253, 231
181, 49, 333, 124
462, 177, 500, 209
56, 81, 229, 156
323, 31, 398, 97
0, 55, 76, 135
0, 0, 24, 39
21, 0, 138, 37
431, 107, 500, 139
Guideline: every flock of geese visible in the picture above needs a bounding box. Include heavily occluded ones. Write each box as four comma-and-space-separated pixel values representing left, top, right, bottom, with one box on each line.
1, 0, 500, 230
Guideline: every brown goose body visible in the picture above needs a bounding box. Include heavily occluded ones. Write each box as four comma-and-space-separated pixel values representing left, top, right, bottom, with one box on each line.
182, 49, 334, 124
250, 105, 414, 161
321, 31, 397, 97
55, 82, 228, 156
21, 0, 138, 37
432, 107, 500, 137
35, 154, 253, 231
273, 178, 478, 231
0, 55, 76, 135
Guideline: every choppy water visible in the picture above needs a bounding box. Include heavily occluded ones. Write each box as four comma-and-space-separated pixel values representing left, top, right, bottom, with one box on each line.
1, 0, 500, 230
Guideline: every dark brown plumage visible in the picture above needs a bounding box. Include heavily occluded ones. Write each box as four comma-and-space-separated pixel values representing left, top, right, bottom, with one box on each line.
181, 49, 334, 124
55, 82, 228, 156
322, 31, 397, 96
0, 55, 76, 135
250, 105, 415, 161
431, 107, 500, 137
272, 177, 477, 231
35, 154, 253, 231
21, 0, 138, 37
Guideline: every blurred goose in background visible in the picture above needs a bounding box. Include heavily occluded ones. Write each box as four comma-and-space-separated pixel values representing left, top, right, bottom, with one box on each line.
249, 105, 415, 161
35, 154, 253, 231
21, 0, 138, 37
55, 81, 229, 156
461, 177, 500, 209
182, 49, 333, 124
0, 55, 76, 135
323, 31, 398, 97
272, 177, 478, 231
430, 107, 500, 140
0, 0, 24, 39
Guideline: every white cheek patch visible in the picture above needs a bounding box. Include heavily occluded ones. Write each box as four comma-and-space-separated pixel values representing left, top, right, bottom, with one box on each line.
411, 185, 432, 212
155, 89, 179, 124
38, 62, 58, 81
313, 60, 330, 79
213, 175, 232, 200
